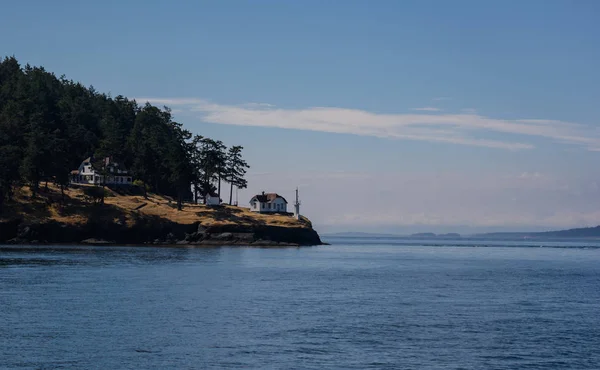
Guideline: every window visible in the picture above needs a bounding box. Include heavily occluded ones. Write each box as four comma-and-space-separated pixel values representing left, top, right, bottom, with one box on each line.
268, 203, 271, 209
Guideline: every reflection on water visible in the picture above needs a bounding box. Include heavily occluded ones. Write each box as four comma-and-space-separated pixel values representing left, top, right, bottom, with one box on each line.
1, 242, 600, 369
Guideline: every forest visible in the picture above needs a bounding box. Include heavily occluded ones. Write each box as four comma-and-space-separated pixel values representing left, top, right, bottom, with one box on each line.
0, 56, 249, 212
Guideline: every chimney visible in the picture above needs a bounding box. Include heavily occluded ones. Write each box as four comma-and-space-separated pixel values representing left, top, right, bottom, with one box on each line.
262, 191, 265, 195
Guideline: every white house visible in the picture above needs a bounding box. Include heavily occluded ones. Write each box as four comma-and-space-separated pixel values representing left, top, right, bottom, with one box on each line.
70, 157, 133, 186
249, 192, 288, 213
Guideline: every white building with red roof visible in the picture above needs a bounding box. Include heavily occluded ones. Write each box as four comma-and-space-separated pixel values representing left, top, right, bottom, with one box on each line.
249, 191, 288, 213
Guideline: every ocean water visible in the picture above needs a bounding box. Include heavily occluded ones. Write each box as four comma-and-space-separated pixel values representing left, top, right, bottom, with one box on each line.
1, 239, 600, 369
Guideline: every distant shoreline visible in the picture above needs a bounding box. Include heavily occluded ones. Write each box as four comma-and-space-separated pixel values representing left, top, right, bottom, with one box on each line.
323, 226, 600, 240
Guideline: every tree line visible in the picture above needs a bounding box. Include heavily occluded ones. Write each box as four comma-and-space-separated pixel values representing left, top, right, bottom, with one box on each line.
0, 56, 249, 211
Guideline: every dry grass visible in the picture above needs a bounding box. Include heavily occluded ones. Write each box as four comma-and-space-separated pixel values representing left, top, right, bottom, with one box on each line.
1, 184, 310, 229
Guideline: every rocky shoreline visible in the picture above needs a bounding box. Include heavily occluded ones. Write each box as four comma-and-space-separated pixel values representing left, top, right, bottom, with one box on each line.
0, 218, 323, 247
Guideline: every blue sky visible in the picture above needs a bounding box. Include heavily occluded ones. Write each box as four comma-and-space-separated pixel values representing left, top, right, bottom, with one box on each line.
3, 1, 600, 233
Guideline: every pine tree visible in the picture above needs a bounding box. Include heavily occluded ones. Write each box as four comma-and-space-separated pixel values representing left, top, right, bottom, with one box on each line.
226, 146, 250, 205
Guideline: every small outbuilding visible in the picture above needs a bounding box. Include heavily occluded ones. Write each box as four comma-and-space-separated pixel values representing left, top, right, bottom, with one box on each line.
204, 192, 221, 206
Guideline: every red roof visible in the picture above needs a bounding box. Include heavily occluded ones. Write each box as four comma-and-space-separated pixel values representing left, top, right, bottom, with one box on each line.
251, 192, 288, 204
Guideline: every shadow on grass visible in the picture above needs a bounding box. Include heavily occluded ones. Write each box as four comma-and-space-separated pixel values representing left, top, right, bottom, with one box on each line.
195, 206, 267, 226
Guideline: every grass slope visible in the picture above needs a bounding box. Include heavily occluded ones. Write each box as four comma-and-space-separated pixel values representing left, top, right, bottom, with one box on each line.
1, 184, 312, 229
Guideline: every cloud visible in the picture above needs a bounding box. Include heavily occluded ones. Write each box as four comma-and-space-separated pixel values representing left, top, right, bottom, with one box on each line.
136, 97, 600, 151
411, 107, 442, 112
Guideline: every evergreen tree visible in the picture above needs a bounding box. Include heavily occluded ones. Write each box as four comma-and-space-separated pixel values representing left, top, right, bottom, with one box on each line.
164, 122, 194, 210
196, 138, 226, 203
0, 105, 23, 210
226, 146, 250, 205
214, 140, 227, 200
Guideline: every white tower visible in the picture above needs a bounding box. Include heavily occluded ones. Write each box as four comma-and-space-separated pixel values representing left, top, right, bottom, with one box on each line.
294, 187, 301, 220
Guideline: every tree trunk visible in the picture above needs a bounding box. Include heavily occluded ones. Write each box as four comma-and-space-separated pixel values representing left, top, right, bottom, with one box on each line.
218, 174, 221, 199
44, 180, 48, 191
203, 174, 209, 204
177, 190, 183, 211
60, 184, 65, 203
101, 173, 106, 205
143, 185, 148, 200
31, 179, 39, 199
229, 181, 234, 205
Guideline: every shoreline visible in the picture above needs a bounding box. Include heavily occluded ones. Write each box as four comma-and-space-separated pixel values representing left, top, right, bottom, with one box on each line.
0, 218, 324, 247
0, 241, 324, 249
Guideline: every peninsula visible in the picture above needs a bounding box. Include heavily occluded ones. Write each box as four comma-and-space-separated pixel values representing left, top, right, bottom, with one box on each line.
0, 56, 322, 246
0, 185, 322, 246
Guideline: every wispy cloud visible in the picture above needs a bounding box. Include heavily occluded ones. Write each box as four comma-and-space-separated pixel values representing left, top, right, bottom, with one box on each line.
136, 97, 600, 151
411, 107, 442, 112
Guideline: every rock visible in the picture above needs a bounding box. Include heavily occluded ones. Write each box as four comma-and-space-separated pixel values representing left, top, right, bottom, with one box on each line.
184, 229, 206, 242
18, 225, 33, 239
212, 232, 233, 241
166, 232, 176, 243
1, 213, 323, 246
234, 233, 256, 242
252, 239, 277, 246
81, 238, 111, 245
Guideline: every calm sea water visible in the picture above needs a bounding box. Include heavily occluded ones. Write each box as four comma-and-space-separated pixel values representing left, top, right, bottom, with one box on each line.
1, 238, 600, 369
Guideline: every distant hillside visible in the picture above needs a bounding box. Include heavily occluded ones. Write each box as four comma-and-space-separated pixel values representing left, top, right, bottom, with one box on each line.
475, 226, 600, 239
322, 232, 401, 238
410, 232, 461, 239
323, 232, 462, 239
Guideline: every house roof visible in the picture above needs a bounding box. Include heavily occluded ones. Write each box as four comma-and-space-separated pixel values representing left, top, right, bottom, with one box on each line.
70, 170, 79, 175
251, 193, 288, 204
77, 156, 129, 174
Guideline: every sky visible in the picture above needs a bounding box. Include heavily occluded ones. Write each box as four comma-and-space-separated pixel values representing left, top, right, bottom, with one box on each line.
2, 0, 600, 234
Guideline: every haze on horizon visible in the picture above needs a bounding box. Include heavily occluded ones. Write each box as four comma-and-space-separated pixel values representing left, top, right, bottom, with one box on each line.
3, 0, 600, 234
